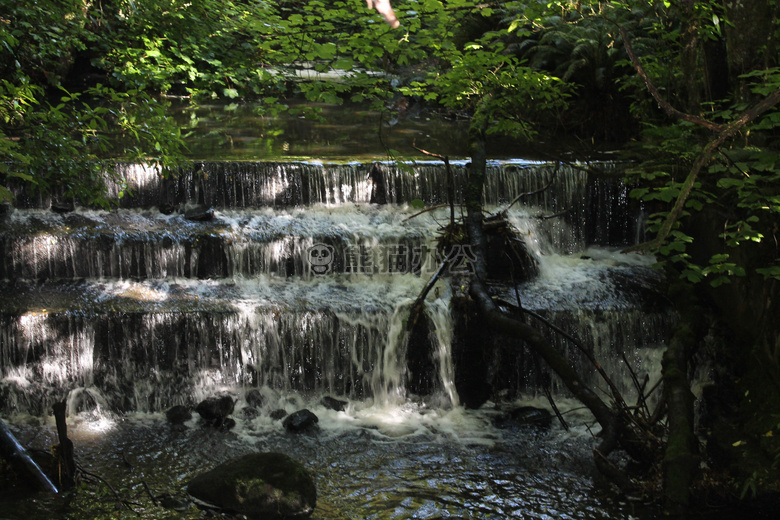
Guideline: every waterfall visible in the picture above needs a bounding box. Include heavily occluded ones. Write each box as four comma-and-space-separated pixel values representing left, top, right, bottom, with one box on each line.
0, 159, 666, 417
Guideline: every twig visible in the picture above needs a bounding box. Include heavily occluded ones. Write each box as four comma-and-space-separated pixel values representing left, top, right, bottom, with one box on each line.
77, 465, 141, 515
620, 351, 651, 419
406, 248, 454, 331
142, 481, 159, 506
520, 305, 629, 412
619, 24, 780, 253
533, 208, 573, 220
502, 162, 560, 212
403, 203, 458, 222
625, 87, 780, 252
413, 142, 455, 224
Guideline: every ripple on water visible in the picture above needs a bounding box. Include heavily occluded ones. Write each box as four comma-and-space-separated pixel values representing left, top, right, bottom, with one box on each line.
2, 400, 656, 520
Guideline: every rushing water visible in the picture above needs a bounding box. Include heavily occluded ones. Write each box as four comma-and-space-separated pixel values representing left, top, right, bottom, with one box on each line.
1, 158, 668, 519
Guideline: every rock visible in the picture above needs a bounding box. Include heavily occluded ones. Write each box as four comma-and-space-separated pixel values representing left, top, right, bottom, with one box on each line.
187, 452, 316, 519
219, 417, 236, 431
245, 389, 265, 408
507, 406, 552, 428
195, 395, 235, 426
158, 493, 190, 512
184, 204, 213, 222
51, 198, 75, 214
320, 396, 347, 412
165, 405, 192, 425
283, 409, 319, 433
241, 406, 260, 420
270, 409, 289, 421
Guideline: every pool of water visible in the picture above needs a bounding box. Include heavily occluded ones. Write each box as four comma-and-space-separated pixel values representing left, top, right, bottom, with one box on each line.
1, 398, 655, 520
169, 99, 599, 162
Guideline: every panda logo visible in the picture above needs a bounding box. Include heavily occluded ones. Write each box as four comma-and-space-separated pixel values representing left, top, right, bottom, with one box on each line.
306, 243, 335, 275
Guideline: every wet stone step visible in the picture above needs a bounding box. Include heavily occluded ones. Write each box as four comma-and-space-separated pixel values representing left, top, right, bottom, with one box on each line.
10, 160, 599, 210
0, 206, 448, 281
0, 276, 437, 415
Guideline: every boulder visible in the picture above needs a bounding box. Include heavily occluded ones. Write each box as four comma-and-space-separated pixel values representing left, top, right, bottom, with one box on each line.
187, 452, 316, 519
283, 409, 319, 433
495, 406, 552, 429
184, 204, 214, 222
241, 406, 260, 420
165, 405, 192, 425
195, 395, 235, 427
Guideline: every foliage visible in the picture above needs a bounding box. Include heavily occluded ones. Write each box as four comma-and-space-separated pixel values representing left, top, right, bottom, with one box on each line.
2, 0, 778, 281
1, 0, 578, 206
1, 1, 188, 207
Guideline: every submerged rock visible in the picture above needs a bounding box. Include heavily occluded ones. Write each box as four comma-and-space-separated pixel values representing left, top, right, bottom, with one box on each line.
245, 388, 266, 408
165, 405, 192, 425
510, 406, 552, 427
494, 406, 553, 429
187, 452, 316, 519
270, 409, 289, 421
241, 406, 260, 420
184, 204, 214, 221
320, 396, 347, 412
195, 395, 235, 427
283, 409, 319, 433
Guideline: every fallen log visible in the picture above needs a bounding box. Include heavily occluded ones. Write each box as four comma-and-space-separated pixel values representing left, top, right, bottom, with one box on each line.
0, 417, 59, 493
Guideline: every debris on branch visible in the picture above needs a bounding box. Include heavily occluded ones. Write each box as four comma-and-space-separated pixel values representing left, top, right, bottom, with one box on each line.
457, 128, 660, 489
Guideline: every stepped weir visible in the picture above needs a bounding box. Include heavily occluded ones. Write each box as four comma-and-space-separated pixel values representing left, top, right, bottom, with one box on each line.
1, 159, 668, 414
1, 158, 671, 519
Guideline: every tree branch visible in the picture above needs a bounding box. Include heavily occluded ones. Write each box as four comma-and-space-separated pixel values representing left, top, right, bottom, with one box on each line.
619, 26, 725, 133
625, 87, 780, 252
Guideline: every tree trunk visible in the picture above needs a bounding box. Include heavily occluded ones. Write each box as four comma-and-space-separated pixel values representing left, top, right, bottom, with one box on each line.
662, 321, 700, 515
723, 0, 778, 98
0, 418, 59, 493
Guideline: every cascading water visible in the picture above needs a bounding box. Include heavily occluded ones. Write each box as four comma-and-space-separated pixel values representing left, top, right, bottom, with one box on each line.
0, 158, 668, 520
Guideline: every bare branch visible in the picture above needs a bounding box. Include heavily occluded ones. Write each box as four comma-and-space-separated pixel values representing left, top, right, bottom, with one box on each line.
619, 27, 725, 132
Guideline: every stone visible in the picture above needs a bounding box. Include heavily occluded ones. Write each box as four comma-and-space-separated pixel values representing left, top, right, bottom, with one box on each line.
282, 409, 319, 433
320, 396, 347, 412
507, 406, 552, 428
246, 389, 265, 408
184, 204, 214, 222
165, 405, 192, 425
187, 452, 316, 519
195, 395, 235, 426
270, 409, 289, 421
241, 406, 260, 420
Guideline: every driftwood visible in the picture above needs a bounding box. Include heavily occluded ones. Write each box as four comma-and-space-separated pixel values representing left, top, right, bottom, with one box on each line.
0, 417, 59, 493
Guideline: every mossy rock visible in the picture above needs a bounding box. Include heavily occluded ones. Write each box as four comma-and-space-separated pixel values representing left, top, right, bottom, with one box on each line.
187, 452, 316, 519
